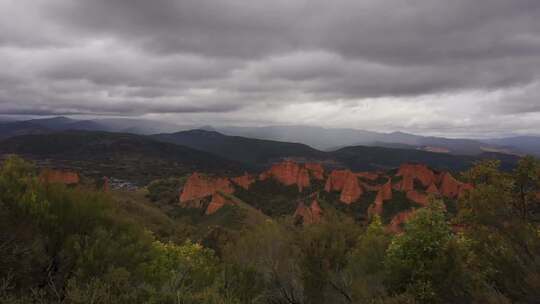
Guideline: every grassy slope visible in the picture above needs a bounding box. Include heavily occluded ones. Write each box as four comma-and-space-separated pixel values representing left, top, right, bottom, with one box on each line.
108, 186, 271, 245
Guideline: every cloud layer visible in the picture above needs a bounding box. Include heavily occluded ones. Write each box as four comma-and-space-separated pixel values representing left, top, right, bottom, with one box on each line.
1, 0, 540, 136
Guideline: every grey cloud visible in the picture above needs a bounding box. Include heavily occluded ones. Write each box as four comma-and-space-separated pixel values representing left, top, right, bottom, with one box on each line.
0, 92, 243, 115
46, 0, 540, 63
40, 51, 239, 86
46, 0, 301, 57
492, 82, 540, 114
0, 0, 539, 136
41, 0, 540, 98
313, 0, 540, 63
231, 52, 540, 99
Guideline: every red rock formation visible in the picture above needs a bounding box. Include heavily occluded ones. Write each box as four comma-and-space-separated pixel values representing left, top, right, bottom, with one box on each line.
232, 173, 255, 190
259, 161, 311, 191
361, 182, 381, 192
324, 170, 350, 192
388, 210, 416, 233
378, 180, 393, 202
310, 199, 322, 219
39, 169, 80, 185
458, 183, 474, 198
370, 180, 393, 216
397, 164, 436, 189
368, 204, 382, 217
340, 174, 364, 204
294, 199, 322, 224
180, 173, 234, 203
305, 163, 325, 180
357, 172, 379, 181
260, 161, 298, 185
205, 192, 236, 215
294, 202, 307, 217
426, 183, 439, 195
297, 167, 311, 192
325, 169, 364, 204
398, 176, 414, 192
406, 190, 429, 206
440, 172, 461, 198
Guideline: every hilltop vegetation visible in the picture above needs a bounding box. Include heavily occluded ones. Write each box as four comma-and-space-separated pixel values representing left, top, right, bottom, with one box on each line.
0, 130, 520, 188
1, 155, 539, 303
0, 131, 243, 185
0, 156, 221, 303
153, 129, 327, 167
332, 145, 519, 172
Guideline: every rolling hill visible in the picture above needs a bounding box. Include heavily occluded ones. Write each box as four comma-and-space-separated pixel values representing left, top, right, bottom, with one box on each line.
0, 129, 522, 187
153, 129, 520, 172
213, 125, 518, 155
332, 145, 519, 172
482, 136, 540, 156
1, 117, 537, 157
0, 131, 243, 185
0, 121, 49, 140
153, 129, 327, 167
4, 116, 190, 135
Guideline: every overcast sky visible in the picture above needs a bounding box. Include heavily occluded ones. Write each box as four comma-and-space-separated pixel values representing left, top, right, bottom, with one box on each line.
1, 0, 540, 137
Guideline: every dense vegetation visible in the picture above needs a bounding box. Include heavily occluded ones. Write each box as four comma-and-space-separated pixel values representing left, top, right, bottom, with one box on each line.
153, 129, 327, 168
234, 179, 302, 217
0, 131, 520, 186
1, 155, 539, 303
333, 146, 519, 172
0, 131, 243, 185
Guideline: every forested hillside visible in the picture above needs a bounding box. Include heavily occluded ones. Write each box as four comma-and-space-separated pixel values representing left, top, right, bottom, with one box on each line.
1, 155, 539, 303
0, 131, 243, 185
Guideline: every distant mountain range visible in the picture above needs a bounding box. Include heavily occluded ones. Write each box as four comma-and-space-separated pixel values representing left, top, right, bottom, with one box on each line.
0, 129, 520, 184
0, 116, 192, 140
152, 129, 519, 172
210, 125, 533, 156
1, 117, 540, 157
482, 136, 540, 157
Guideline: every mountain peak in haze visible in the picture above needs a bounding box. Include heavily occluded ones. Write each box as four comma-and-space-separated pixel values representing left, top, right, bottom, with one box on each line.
29, 116, 76, 127
2, 117, 540, 156
199, 125, 217, 132
212, 125, 515, 155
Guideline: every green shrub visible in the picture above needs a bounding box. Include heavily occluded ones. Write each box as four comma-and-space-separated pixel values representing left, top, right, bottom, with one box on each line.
0, 156, 223, 303
384, 202, 476, 303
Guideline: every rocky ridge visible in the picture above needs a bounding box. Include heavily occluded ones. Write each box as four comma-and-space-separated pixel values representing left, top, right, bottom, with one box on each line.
294, 199, 322, 224
179, 160, 473, 230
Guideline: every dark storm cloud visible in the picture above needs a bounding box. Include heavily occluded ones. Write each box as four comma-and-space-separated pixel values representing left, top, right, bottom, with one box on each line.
1, 0, 540, 135
0, 90, 243, 115
41, 51, 239, 86
46, 0, 301, 58
47, 0, 540, 61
